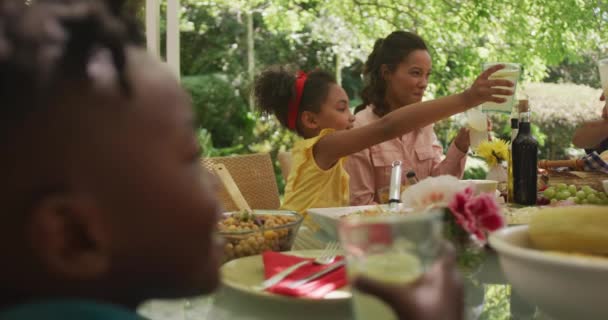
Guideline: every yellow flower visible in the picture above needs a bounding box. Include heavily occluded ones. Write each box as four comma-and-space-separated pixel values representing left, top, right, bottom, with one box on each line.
475, 139, 509, 167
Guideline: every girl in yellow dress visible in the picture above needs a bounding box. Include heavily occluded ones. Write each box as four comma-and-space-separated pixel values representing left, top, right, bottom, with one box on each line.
253, 65, 513, 215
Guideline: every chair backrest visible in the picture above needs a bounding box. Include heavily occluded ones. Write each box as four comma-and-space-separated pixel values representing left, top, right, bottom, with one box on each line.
202, 153, 280, 211
277, 151, 292, 181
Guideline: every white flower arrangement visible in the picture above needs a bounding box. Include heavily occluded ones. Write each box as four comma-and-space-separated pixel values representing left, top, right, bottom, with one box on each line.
402, 175, 505, 244
401, 175, 468, 210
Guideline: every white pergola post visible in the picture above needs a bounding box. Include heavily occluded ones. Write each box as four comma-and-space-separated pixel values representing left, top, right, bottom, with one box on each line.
145, 0, 181, 79
166, 0, 180, 79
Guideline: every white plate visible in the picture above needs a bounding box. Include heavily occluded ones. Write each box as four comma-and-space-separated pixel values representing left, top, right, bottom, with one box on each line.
489, 225, 608, 320
220, 250, 351, 304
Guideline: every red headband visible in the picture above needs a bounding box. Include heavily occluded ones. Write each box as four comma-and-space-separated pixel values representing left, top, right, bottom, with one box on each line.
287, 71, 308, 130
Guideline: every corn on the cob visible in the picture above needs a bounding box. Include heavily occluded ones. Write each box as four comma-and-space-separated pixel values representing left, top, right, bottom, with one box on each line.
529, 206, 608, 254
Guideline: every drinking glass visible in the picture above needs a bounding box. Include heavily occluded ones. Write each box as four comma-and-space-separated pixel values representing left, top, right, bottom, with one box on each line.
467, 106, 488, 149
481, 62, 521, 113
338, 209, 444, 320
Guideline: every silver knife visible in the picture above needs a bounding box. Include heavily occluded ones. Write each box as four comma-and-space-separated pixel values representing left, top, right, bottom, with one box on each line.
286, 260, 346, 289
256, 260, 310, 291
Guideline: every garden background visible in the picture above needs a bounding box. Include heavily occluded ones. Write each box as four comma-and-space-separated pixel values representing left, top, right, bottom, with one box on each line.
125, 0, 607, 192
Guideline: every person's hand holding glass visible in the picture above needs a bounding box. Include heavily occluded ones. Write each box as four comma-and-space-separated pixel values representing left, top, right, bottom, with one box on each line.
464, 62, 519, 148
481, 62, 521, 113
338, 210, 445, 320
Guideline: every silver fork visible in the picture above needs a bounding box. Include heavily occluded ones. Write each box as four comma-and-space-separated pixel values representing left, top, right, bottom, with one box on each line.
256, 241, 340, 291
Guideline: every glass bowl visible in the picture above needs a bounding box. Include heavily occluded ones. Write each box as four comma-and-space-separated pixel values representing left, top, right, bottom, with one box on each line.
218, 210, 303, 263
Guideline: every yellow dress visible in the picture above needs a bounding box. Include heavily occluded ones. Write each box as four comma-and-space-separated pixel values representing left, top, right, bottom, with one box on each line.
281, 129, 350, 215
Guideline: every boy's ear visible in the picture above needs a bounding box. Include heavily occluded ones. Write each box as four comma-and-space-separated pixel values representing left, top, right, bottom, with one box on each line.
27, 194, 110, 280
300, 110, 319, 130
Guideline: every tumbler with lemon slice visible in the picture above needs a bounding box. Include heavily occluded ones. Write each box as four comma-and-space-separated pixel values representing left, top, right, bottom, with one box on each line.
338, 210, 444, 320
481, 62, 521, 113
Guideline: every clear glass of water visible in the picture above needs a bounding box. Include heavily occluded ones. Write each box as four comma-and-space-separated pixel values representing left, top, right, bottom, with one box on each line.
467, 106, 488, 149
481, 62, 521, 113
338, 209, 444, 320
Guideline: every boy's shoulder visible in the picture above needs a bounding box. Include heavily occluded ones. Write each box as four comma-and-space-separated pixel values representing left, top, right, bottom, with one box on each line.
0, 300, 144, 320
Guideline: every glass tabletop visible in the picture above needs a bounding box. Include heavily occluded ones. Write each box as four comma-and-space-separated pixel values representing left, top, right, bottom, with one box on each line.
138, 227, 555, 320
455, 250, 552, 320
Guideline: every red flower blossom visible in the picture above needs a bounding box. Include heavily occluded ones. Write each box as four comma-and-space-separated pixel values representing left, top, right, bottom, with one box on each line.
448, 189, 504, 242
479, 213, 504, 231
448, 187, 476, 234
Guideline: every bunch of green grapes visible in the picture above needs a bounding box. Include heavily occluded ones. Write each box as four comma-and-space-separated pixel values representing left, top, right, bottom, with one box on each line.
542, 183, 608, 205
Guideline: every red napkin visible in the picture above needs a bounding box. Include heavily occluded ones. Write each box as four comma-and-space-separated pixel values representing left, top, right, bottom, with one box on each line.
262, 251, 347, 299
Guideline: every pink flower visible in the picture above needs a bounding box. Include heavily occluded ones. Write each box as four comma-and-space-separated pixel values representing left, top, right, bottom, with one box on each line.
448, 189, 504, 243
448, 187, 476, 234
449, 187, 474, 213
479, 213, 504, 231
465, 193, 502, 228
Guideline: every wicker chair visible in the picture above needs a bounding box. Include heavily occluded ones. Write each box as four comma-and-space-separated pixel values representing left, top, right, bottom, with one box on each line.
202, 153, 280, 211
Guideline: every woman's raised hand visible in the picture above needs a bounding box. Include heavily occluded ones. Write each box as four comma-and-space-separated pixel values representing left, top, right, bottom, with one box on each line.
463, 64, 515, 107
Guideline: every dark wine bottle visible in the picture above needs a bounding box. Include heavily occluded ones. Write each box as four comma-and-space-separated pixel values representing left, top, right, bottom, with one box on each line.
507, 100, 523, 203
512, 101, 538, 205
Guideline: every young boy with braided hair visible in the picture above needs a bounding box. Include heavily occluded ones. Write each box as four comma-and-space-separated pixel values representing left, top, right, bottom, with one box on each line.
0, 0, 222, 317
0, 1, 464, 319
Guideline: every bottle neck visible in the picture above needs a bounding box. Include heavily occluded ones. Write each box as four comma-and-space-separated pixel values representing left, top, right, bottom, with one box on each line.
510, 118, 519, 129
519, 110, 531, 123
510, 118, 519, 142
518, 122, 531, 134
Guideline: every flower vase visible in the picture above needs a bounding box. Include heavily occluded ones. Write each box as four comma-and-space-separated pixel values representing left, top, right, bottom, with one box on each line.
443, 209, 486, 275
486, 163, 508, 198
486, 163, 507, 183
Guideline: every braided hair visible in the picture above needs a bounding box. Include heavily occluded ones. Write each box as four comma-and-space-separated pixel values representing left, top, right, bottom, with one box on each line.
0, 0, 139, 139
0, 0, 142, 220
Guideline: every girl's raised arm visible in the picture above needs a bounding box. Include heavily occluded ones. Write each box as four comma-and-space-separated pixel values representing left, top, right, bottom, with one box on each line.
313, 64, 513, 170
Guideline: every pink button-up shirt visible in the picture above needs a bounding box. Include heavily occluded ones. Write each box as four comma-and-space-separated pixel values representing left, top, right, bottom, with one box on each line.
345, 105, 467, 205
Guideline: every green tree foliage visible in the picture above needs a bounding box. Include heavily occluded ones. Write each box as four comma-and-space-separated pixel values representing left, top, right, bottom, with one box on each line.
127, 0, 608, 189
182, 74, 254, 149
268, 0, 607, 94
545, 53, 602, 87
122, 0, 608, 93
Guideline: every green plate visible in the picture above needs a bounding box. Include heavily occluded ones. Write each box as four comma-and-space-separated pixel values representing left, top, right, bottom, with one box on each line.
220, 250, 352, 303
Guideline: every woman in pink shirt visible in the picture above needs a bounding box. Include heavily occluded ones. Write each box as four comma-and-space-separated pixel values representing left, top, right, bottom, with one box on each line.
346, 31, 470, 205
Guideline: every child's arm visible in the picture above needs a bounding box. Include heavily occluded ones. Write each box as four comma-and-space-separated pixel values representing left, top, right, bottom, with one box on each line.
572, 119, 608, 149
314, 65, 513, 170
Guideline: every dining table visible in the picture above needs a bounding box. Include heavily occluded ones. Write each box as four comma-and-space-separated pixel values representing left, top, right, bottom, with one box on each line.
138, 205, 558, 320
